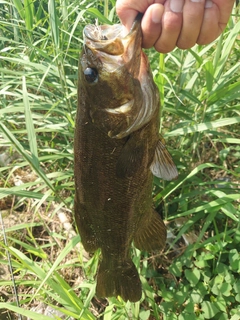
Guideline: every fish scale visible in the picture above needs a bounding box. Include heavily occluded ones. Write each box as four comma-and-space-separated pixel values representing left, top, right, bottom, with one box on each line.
74, 14, 178, 302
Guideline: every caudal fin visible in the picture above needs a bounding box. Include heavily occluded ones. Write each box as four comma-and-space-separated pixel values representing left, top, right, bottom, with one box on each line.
96, 259, 142, 302
134, 208, 166, 251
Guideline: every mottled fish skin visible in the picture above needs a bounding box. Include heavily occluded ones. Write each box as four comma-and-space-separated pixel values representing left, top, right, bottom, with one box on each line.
74, 14, 178, 302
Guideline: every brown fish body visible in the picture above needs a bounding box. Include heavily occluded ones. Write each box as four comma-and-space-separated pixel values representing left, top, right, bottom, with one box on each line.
74, 15, 178, 302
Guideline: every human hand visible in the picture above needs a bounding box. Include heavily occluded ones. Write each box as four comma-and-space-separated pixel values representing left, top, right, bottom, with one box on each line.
116, 0, 236, 53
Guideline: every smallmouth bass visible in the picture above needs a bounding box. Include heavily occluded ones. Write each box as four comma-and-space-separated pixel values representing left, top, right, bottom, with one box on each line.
74, 14, 178, 302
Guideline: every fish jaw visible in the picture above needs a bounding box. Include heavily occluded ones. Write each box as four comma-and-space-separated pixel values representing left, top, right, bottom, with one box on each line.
82, 15, 142, 76
80, 17, 159, 139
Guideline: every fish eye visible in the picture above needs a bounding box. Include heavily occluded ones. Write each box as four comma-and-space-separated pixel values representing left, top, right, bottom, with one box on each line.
84, 68, 98, 83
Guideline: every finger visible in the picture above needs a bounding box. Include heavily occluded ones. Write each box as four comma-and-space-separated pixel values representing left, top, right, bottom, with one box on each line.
217, 0, 236, 28
177, 0, 206, 49
197, 1, 219, 44
141, 4, 164, 48
116, 0, 158, 31
116, 0, 138, 31
154, 0, 184, 53
197, 0, 235, 44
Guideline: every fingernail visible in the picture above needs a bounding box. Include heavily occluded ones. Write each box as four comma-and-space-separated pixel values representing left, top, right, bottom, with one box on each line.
205, 0, 213, 8
191, 0, 203, 2
170, 0, 184, 13
151, 6, 163, 24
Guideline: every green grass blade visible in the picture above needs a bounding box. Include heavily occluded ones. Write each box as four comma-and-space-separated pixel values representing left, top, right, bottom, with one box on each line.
204, 60, 214, 92
0, 303, 53, 320
0, 187, 55, 201
0, 122, 54, 192
86, 8, 113, 24
208, 81, 240, 105
24, 0, 34, 31
48, 0, 59, 48
32, 235, 81, 300
214, 19, 240, 80
165, 117, 240, 137
23, 76, 39, 168
157, 53, 165, 131
8, 247, 95, 319
11, 0, 25, 19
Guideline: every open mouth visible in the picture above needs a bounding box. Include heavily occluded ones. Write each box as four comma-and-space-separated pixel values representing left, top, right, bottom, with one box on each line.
84, 24, 125, 42
83, 16, 141, 57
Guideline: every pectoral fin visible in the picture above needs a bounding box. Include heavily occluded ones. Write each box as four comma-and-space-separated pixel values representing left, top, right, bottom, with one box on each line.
150, 137, 178, 181
116, 134, 145, 178
134, 208, 166, 251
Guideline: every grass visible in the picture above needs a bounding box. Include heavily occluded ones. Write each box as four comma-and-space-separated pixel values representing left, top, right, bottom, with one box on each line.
0, 0, 240, 319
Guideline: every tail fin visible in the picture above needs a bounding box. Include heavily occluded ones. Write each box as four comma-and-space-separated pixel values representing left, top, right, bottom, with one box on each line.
96, 259, 142, 302
134, 208, 166, 251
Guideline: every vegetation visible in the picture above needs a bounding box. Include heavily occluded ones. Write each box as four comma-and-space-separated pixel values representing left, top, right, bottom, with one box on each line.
0, 0, 239, 319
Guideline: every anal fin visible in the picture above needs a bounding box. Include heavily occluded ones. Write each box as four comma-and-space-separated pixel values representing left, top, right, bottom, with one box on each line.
134, 208, 166, 251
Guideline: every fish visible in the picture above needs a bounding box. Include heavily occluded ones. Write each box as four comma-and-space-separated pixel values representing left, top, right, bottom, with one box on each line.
74, 14, 178, 302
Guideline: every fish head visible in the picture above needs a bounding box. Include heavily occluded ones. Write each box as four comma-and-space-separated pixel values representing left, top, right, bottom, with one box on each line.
79, 16, 156, 137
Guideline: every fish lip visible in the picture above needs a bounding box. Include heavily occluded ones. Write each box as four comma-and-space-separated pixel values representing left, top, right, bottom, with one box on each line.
84, 24, 124, 43
84, 15, 141, 42
83, 15, 142, 56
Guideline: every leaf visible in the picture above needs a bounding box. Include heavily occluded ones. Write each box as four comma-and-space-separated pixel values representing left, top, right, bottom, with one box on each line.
218, 313, 229, 320
184, 268, 201, 286
165, 117, 240, 137
23, 76, 39, 168
219, 283, 232, 297
24, 0, 34, 31
214, 20, 240, 80
0, 122, 54, 192
157, 53, 165, 109
201, 301, 220, 319
0, 303, 53, 320
204, 60, 214, 92
86, 8, 113, 24
103, 304, 114, 320
48, 0, 59, 48
174, 289, 188, 304
233, 280, 240, 303
12, 0, 25, 20
229, 249, 240, 272
8, 244, 95, 319
212, 282, 232, 297
230, 314, 240, 320
139, 310, 150, 320
208, 81, 240, 105
169, 261, 183, 277
194, 258, 209, 269
189, 290, 202, 304
213, 138, 240, 144
31, 235, 81, 299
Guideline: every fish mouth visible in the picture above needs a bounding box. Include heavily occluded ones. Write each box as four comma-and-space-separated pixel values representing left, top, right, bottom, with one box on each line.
83, 14, 142, 62
82, 15, 158, 139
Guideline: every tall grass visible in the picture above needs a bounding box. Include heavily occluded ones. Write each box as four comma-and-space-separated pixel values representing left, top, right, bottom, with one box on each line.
0, 0, 239, 319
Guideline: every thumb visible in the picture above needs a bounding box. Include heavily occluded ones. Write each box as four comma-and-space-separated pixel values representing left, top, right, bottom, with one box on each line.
116, 0, 149, 31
